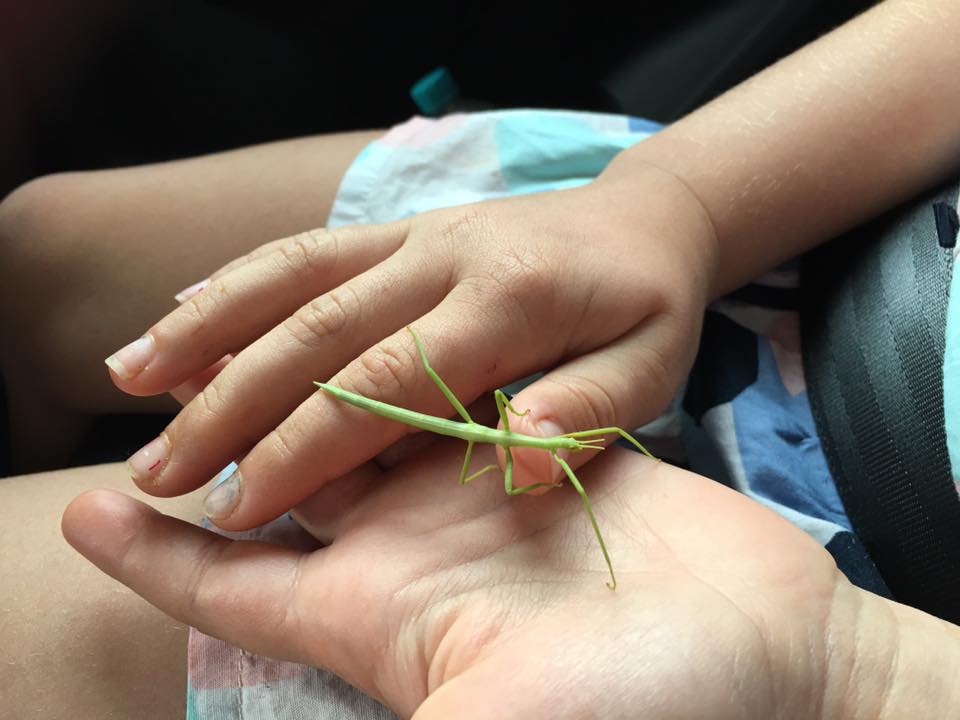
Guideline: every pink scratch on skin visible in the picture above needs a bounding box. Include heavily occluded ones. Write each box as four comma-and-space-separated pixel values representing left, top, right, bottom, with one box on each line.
765, 311, 806, 396
148, 459, 162, 471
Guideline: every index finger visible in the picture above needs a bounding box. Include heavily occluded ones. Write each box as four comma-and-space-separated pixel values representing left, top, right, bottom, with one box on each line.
105, 222, 407, 396
196, 295, 555, 531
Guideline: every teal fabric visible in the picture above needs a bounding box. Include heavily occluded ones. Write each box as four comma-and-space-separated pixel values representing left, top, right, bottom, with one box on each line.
496, 112, 642, 193
944, 246, 960, 486
326, 110, 658, 227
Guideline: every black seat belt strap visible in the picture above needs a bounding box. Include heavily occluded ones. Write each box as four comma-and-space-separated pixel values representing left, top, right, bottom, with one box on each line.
802, 181, 960, 623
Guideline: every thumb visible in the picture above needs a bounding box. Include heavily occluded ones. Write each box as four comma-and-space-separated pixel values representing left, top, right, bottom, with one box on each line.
61, 489, 312, 663
500, 316, 687, 491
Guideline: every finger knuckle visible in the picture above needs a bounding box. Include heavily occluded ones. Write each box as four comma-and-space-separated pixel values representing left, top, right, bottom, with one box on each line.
632, 343, 675, 408
279, 556, 309, 654
452, 248, 555, 337
434, 205, 557, 326
178, 287, 222, 339
192, 379, 228, 422
283, 285, 358, 350
481, 244, 558, 333
182, 537, 232, 618
436, 205, 493, 247
499, 246, 556, 306
247, 238, 286, 264
275, 227, 340, 283
448, 275, 499, 323
211, 256, 244, 280
213, 239, 281, 280
341, 341, 418, 400
265, 422, 303, 463
548, 374, 620, 431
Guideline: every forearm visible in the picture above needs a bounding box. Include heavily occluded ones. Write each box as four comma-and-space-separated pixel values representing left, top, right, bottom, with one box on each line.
604, 0, 960, 296
822, 578, 960, 719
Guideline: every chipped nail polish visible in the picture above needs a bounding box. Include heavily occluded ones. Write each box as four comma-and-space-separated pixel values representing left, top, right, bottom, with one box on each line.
105, 334, 156, 380
204, 469, 242, 520
174, 278, 209, 303
127, 434, 170, 484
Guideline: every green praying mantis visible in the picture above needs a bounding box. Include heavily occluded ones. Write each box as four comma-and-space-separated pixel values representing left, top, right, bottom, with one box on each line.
314, 326, 657, 590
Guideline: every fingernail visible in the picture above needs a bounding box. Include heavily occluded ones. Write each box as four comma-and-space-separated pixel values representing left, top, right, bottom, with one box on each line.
105, 334, 156, 380
537, 419, 565, 438
204, 469, 242, 520
538, 420, 566, 482
127, 434, 170, 485
174, 278, 209, 303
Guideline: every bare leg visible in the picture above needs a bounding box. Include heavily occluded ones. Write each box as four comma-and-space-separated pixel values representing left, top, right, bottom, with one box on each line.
0, 463, 203, 719
0, 130, 383, 472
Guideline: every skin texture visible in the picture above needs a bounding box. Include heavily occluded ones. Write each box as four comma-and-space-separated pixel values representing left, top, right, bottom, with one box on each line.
607, 0, 960, 296
312, 326, 659, 591
91, 0, 960, 547
108, 169, 716, 532
0, 463, 203, 719
55, 346, 960, 719
60, 442, 960, 719
3, 1, 960, 716
0, 129, 383, 472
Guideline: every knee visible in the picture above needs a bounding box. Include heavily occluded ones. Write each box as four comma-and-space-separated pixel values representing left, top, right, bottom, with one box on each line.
0, 173, 106, 324
0, 174, 83, 304
0, 173, 106, 382
0, 176, 45, 268
0, 178, 49, 331
0, 171, 95, 248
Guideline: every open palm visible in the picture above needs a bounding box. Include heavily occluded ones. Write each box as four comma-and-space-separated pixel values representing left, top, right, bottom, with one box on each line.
64, 442, 848, 719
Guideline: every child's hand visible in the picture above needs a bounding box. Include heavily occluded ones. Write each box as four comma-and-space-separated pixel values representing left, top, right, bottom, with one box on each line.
63, 444, 942, 719
106, 167, 717, 529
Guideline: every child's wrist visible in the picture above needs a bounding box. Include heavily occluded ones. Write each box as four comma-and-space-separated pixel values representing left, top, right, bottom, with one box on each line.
594, 153, 721, 301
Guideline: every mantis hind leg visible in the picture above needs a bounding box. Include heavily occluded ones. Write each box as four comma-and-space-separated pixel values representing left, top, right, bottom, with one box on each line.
563, 427, 658, 461
552, 452, 617, 591
502, 445, 561, 495
459, 440, 501, 485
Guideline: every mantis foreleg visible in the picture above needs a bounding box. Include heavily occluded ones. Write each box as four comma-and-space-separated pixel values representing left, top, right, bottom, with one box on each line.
563, 427, 658, 461
409, 327, 492, 483
409, 326, 475, 423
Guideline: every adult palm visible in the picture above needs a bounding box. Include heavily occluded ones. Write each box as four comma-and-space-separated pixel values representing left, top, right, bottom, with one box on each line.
64, 442, 849, 719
